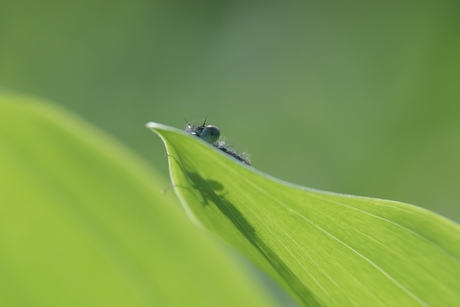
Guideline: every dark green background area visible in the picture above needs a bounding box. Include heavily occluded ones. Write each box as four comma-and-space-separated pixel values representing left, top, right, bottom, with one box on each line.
1, 0, 459, 221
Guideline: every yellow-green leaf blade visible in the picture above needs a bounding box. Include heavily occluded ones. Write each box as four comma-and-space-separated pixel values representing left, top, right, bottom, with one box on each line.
0, 93, 277, 307
149, 122, 460, 306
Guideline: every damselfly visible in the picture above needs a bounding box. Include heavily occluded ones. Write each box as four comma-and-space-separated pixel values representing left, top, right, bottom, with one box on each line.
185, 118, 251, 166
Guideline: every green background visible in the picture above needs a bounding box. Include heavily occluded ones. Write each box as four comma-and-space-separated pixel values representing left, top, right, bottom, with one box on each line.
1, 0, 459, 222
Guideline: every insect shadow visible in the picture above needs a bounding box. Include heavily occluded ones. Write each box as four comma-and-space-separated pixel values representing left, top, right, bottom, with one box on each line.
163, 152, 319, 305
182, 169, 319, 306
186, 170, 255, 234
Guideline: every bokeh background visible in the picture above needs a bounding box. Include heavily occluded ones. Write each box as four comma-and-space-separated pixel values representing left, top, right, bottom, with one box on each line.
1, 0, 459, 222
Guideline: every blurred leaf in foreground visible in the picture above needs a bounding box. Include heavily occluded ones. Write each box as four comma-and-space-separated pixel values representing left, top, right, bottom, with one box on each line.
0, 93, 276, 307
148, 122, 460, 307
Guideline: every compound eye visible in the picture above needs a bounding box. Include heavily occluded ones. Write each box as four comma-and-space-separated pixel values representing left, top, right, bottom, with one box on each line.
200, 125, 220, 143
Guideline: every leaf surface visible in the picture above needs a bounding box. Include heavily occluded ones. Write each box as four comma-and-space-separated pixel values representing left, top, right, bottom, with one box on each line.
0, 93, 275, 307
149, 122, 460, 306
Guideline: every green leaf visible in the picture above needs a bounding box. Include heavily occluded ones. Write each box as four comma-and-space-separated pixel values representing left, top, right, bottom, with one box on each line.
148, 122, 460, 306
0, 93, 277, 307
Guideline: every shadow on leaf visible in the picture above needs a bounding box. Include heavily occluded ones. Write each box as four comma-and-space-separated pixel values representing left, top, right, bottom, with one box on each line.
182, 167, 321, 306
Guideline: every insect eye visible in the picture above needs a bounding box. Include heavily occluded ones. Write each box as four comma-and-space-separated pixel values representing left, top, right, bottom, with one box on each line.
200, 125, 220, 143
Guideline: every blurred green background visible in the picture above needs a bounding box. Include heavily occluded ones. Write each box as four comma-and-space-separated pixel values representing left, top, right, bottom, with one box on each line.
1, 0, 459, 222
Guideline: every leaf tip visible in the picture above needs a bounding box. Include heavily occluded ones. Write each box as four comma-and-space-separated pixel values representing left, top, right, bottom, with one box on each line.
146, 122, 171, 134
146, 121, 158, 129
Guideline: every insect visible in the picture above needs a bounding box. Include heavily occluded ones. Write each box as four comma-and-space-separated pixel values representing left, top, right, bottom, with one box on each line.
185, 118, 251, 165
